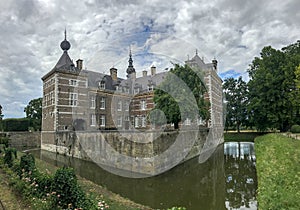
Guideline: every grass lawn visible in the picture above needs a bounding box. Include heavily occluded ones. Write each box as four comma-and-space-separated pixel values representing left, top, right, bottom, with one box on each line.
255, 134, 300, 210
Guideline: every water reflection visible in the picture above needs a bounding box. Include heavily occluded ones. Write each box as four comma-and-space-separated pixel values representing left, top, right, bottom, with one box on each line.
30, 142, 257, 210
224, 142, 257, 209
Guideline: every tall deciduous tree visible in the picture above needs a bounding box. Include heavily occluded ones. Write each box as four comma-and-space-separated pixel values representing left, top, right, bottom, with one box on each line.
153, 64, 210, 129
247, 41, 300, 131
0, 104, 3, 131
223, 77, 248, 132
24, 97, 42, 131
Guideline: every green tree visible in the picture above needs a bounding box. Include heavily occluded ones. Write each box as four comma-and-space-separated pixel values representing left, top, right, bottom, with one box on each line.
0, 105, 3, 131
223, 77, 248, 132
247, 41, 300, 131
24, 97, 42, 131
153, 64, 210, 129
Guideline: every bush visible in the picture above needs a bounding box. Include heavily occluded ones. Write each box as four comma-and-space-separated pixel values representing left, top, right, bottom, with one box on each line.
4, 148, 17, 167
20, 153, 36, 174
290, 124, 300, 133
2, 118, 30, 131
52, 167, 90, 209
0, 137, 9, 147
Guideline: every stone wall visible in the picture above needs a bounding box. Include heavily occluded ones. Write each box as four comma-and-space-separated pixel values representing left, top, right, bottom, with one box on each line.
41, 128, 215, 176
1, 132, 41, 149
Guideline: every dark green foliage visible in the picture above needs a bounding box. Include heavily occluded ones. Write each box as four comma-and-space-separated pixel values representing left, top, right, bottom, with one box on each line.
20, 153, 36, 173
223, 77, 249, 132
290, 124, 300, 133
24, 97, 42, 131
247, 41, 300, 131
4, 148, 17, 167
52, 167, 90, 209
2, 118, 31, 131
154, 64, 210, 129
0, 137, 9, 147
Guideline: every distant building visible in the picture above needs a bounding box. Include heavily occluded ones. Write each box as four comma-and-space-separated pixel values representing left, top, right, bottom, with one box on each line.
41, 31, 223, 148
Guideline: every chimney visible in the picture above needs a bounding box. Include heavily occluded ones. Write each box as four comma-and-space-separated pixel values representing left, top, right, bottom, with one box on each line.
110, 67, 118, 81
142, 70, 147, 77
212, 59, 218, 71
151, 66, 156, 76
76, 59, 83, 70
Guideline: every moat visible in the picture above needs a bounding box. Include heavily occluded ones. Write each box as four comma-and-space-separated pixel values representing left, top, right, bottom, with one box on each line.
30, 142, 257, 210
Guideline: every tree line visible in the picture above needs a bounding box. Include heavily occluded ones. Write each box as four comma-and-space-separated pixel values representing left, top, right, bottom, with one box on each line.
223, 40, 300, 132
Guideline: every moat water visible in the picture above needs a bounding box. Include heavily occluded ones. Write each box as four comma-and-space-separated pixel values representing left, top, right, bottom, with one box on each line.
30, 142, 257, 210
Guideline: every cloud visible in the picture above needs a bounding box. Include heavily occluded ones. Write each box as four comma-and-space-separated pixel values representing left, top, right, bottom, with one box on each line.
0, 0, 299, 118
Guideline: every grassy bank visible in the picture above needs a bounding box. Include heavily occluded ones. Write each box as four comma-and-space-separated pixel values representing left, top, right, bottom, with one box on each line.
255, 134, 300, 210
0, 150, 152, 210
224, 132, 267, 142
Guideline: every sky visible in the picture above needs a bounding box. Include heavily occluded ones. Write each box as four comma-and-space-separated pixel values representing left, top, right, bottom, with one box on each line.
0, 0, 299, 118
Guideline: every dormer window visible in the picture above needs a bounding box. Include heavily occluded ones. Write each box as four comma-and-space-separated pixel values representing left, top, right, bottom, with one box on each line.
148, 85, 154, 91
99, 81, 105, 89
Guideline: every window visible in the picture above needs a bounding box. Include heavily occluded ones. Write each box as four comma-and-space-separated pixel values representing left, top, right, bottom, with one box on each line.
117, 100, 122, 111
70, 79, 77, 86
134, 88, 139, 94
100, 97, 105, 109
135, 116, 139, 128
141, 115, 146, 127
140, 100, 146, 110
125, 116, 129, 121
90, 96, 95, 109
131, 116, 135, 127
125, 101, 129, 111
99, 81, 105, 89
117, 116, 122, 128
100, 115, 105, 127
90, 114, 96, 126
185, 118, 191, 125
70, 93, 77, 106
148, 85, 154, 91
125, 87, 129, 93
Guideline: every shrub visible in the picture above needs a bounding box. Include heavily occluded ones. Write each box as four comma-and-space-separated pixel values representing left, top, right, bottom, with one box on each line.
52, 167, 89, 209
290, 124, 300, 133
20, 153, 36, 174
0, 137, 9, 147
4, 148, 17, 167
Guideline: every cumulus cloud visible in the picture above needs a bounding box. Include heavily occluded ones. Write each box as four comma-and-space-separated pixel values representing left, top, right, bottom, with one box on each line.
0, 0, 299, 117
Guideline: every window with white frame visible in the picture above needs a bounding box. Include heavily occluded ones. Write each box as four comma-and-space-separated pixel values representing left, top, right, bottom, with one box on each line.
140, 100, 146, 110
125, 116, 129, 121
135, 116, 139, 128
117, 100, 122, 111
185, 118, 191, 125
99, 81, 105, 89
70, 93, 77, 106
100, 97, 105, 109
134, 88, 139, 94
70, 79, 77, 86
90, 114, 96, 126
117, 116, 122, 127
100, 115, 105, 127
90, 96, 95, 108
148, 85, 154, 91
141, 115, 146, 127
125, 101, 129, 111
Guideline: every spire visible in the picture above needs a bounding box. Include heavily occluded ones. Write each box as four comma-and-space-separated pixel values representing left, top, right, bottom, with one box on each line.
126, 45, 135, 75
60, 28, 71, 51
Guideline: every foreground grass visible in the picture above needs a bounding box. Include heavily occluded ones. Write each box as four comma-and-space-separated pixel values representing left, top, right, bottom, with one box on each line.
255, 134, 300, 210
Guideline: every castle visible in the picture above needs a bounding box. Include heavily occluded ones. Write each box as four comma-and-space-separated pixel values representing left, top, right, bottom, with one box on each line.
41, 31, 223, 176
